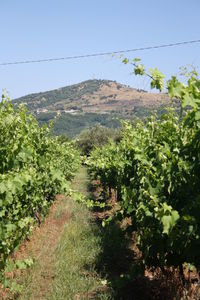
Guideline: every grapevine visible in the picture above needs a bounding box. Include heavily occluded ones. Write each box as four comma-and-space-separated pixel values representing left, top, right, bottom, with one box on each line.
0, 95, 79, 281
87, 63, 200, 273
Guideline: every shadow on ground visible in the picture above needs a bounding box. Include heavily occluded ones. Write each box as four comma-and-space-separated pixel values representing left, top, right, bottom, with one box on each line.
88, 178, 184, 300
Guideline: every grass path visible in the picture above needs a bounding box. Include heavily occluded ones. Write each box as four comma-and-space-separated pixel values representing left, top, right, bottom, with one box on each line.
10, 167, 112, 300
47, 168, 111, 299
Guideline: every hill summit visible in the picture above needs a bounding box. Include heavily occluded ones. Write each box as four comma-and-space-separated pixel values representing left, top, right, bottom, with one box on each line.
13, 79, 170, 137
13, 79, 169, 116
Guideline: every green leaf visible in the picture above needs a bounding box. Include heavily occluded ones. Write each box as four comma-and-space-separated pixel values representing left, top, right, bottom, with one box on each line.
134, 64, 145, 76
182, 93, 197, 109
5, 260, 15, 273
167, 76, 184, 98
149, 68, 165, 91
6, 223, 16, 232
122, 58, 129, 64
161, 210, 179, 234
15, 260, 28, 270
133, 58, 141, 63
195, 110, 200, 121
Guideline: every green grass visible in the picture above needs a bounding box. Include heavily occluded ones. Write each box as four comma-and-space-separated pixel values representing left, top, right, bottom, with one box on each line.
47, 200, 112, 300
72, 167, 90, 196
47, 168, 112, 299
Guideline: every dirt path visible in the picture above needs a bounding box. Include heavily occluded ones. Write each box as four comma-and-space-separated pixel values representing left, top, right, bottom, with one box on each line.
15, 194, 72, 300
1, 167, 111, 300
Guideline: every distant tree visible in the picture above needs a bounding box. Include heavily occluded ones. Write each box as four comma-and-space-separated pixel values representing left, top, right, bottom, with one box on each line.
76, 125, 121, 155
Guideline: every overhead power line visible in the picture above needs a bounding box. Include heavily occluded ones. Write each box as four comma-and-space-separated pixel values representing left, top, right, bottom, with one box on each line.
0, 39, 200, 66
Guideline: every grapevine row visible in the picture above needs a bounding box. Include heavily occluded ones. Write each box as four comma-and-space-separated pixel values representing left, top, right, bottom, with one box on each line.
0, 96, 79, 279
87, 67, 200, 272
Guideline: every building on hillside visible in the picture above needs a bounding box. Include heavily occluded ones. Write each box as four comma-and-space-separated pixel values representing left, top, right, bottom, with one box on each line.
36, 108, 48, 114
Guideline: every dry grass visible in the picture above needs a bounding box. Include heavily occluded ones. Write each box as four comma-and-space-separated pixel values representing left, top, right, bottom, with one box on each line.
81, 81, 169, 114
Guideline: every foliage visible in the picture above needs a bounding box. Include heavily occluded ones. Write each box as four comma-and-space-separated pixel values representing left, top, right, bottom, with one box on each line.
37, 108, 171, 139
52, 112, 121, 138
36, 111, 57, 123
87, 65, 200, 271
76, 125, 121, 155
0, 96, 80, 281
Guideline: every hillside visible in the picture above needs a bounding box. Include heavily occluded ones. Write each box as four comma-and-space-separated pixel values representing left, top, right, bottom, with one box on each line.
13, 79, 170, 137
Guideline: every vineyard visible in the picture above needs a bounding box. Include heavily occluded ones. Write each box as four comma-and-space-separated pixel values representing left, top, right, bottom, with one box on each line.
1, 63, 200, 299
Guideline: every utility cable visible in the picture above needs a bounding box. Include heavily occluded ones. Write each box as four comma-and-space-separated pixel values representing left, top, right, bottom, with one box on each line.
0, 39, 200, 66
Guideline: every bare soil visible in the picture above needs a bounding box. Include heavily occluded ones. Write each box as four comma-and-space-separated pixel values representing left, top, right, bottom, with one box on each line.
0, 194, 71, 300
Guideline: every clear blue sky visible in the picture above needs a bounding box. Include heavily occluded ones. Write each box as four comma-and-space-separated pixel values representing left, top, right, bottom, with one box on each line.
0, 0, 199, 99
